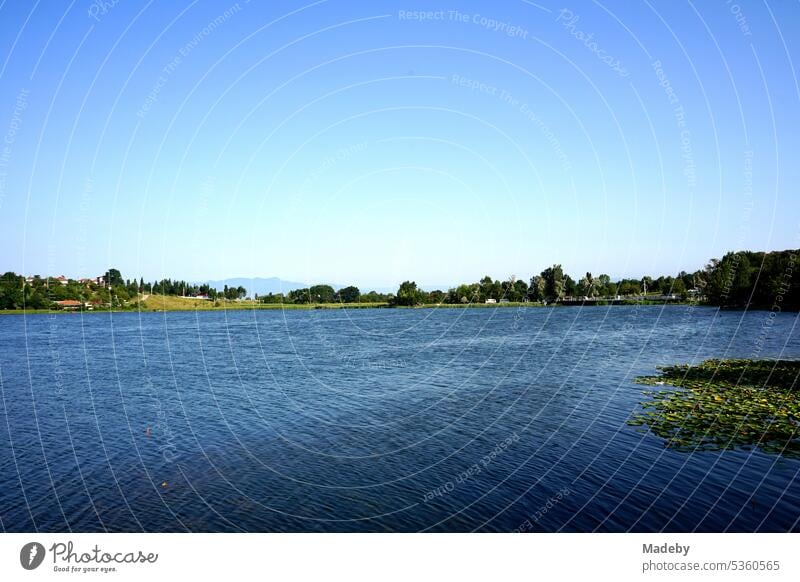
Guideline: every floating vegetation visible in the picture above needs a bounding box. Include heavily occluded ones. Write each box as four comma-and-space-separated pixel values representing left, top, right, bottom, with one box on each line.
629, 359, 800, 456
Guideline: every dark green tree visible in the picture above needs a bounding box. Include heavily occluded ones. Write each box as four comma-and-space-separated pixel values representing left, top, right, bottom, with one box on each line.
336, 286, 360, 303
0, 272, 24, 309
541, 265, 566, 302
578, 272, 599, 298
528, 275, 546, 302
309, 284, 335, 303
395, 281, 422, 306
427, 290, 445, 304
106, 268, 123, 287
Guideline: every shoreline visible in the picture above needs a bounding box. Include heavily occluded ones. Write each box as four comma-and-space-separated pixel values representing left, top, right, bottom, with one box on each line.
0, 301, 732, 316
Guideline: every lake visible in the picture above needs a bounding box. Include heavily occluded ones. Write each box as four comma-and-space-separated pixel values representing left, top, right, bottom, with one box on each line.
1, 305, 799, 532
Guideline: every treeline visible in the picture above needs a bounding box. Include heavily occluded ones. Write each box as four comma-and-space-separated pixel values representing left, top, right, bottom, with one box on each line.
2, 249, 797, 311
703, 250, 798, 309
0, 268, 248, 310
147, 279, 246, 301
259, 285, 391, 304
392, 270, 701, 306
392, 248, 798, 309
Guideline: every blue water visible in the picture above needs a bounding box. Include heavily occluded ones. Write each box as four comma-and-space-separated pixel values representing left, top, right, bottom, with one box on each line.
0, 305, 798, 532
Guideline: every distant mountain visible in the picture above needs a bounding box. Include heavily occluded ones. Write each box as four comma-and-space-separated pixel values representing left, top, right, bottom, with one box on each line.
200, 277, 308, 297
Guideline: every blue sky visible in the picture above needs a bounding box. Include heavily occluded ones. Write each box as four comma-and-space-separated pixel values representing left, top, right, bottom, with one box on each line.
0, 0, 798, 289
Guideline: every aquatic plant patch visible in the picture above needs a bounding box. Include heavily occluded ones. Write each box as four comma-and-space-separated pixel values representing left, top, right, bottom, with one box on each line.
629, 359, 800, 456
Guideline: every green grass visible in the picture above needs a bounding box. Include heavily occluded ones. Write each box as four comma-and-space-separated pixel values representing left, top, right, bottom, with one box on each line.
630, 359, 800, 456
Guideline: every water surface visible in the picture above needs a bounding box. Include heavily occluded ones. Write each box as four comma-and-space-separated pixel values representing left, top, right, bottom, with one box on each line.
1, 305, 798, 532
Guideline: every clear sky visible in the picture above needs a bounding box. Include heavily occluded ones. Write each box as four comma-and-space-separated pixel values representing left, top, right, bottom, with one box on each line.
0, 0, 798, 289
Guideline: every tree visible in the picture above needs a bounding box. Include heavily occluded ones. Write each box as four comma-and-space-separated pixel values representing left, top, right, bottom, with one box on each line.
288, 288, 310, 303
427, 290, 445, 304
24, 286, 49, 309
454, 283, 477, 303
222, 285, 246, 300
106, 268, 123, 287
395, 281, 422, 306
0, 272, 24, 309
479, 275, 500, 302
731, 254, 755, 304
336, 286, 360, 303
565, 275, 578, 297
114, 286, 130, 301
578, 272, 599, 298
500, 276, 527, 302
597, 274, 612, 296
339, 286, 360, 303
528, 275, 546, 302
261, 292, 284, 304
309, 284, 335, 303
94, 287, 111, 305
361, 290, 390, 303
617, 280, 640, 295
541, 265, 566, 302
513, 278, 528, 301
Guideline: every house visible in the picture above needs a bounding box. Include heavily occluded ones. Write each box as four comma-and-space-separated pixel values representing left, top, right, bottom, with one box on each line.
54, 300, 82, 310
53, 275, 69, 286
